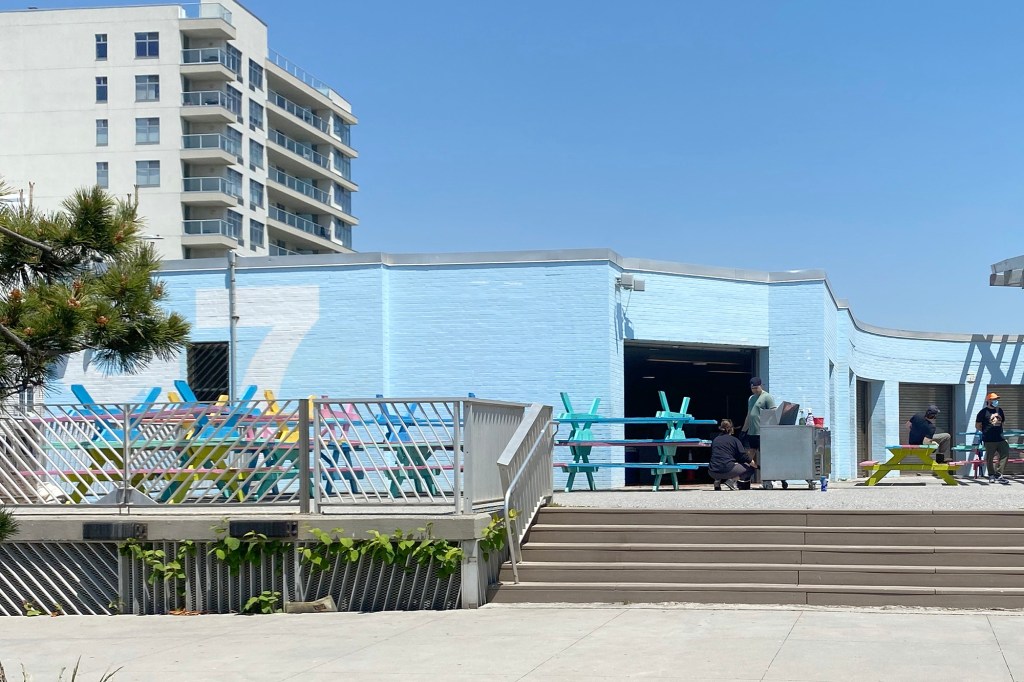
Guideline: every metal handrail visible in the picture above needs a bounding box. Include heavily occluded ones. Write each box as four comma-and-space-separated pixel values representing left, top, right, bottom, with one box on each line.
269, 129, 329, 169
269, 168, 329, 205
182, 90, 241, 115
268, 50, 346, 107
269, 206, 329, 240
269, 244, 299, 256
268, 90, 328, 133
181, 48, 231, 68
183, 176, 241, 198
496, 404, 555, 583
182, 133, 240, 156
183, 219, 239, 239
180, 2, 233, 24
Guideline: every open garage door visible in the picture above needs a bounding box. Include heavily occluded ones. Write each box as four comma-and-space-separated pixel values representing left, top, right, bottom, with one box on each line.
624, 342, 759, 486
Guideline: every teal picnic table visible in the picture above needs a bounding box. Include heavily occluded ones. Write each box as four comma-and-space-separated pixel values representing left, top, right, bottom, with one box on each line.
555, 391, 716, 492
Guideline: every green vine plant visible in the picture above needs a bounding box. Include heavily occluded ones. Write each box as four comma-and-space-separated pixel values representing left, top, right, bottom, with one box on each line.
119, 539, 195, 585
208, 526, 290, 576
300, 525, 465, 579
22, 600, 43, 617
241, 590, 281, 615
479, 509, 519, 561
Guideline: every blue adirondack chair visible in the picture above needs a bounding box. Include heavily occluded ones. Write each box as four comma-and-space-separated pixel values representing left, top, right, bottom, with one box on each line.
70, 384, 160, 442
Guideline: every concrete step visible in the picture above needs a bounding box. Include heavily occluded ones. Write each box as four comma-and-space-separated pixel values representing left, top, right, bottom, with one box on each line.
536, 507, 1024, 528
528, 524, 1024, 547
499, 562, 1024, 588
519, 542, 1024, 566
487, 581, 1024, 608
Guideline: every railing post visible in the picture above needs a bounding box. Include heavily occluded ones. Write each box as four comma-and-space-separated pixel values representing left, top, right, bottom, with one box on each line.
311, 399, 322, 514
122, 403, 132, 512
453, 401, 463, 514
298, 399, 311, 514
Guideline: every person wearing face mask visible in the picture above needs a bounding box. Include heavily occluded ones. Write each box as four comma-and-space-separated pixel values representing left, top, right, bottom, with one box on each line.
976, 393, 1009, 483
905, 405, 951, 464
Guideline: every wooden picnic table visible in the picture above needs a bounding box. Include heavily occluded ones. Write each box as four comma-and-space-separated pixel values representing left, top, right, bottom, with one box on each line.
860, 444, 958, 486
555, 391, 717, 492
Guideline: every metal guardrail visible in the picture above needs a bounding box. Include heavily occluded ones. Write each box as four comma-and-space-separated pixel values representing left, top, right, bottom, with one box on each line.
182, 133, 240, 157
269, 206, 329, 240
269, 129, 330, 169
181, 47, 232, 69
269, 168, 330, 205
182, 90, 241, 115
183, 219, 239, 239
269, 244, 300, 256
268, 90, 328, 133
183, 176, 240, 198
180, 2, 233, 24
268, 50, 347, 108
0, 398, 528, 512
496, 404, 555, 583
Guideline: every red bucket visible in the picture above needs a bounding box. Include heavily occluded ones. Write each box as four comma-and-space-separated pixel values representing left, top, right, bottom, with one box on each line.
813, 417, 825, 428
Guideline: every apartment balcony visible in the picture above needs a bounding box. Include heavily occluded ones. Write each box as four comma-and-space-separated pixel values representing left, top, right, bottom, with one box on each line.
181, 48, 237, 80
269, 244, 300, 256
266, 129, 335, 181
179, 2, 236, 40
181, 219, 239, 249
181, 133, 241, 165
181, 90, 240, 123
266, 89, 336, 148
266, 167, 341, 217
181, 176, 242, 207
266, 51, 356, 123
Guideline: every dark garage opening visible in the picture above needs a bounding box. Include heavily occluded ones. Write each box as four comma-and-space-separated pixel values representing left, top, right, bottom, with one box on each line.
624, 342, 758, 486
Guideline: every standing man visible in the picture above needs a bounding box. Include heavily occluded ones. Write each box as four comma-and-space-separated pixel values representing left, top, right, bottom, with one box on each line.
906, 405, 952, 463
742, 376, 775, 489
977, 392, 1009, 483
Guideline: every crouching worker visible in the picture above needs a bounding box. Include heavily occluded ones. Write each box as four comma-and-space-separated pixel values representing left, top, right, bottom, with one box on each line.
709, 419, 757, 490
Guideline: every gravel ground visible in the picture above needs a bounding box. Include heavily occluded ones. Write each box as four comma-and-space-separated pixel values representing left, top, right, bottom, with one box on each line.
553, 476, 1024, 511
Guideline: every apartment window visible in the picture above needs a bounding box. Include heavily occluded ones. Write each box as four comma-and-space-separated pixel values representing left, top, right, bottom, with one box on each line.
95, 119, 108, 146
333, 150, 351, 179
135, 32, 159, 58
248, 60, 264, 91
225, 85, 242, 115
96, 162, 109, 189
249, 180, 264, 209
226, 210, 243, 241
135, 117, 160, 144
226, 45, 242, 75
135, 160, 160, 187
248, 100, 264, 131
333, 219, 352, 248
96, 76, 108, 103
249, 140, 264, 170
333, 118, 351, 146
334, 184, 352, 214
249, 219, 264, 250
135, 75, 159, 102
226, 169, 242, 198
95, 34, 107, 60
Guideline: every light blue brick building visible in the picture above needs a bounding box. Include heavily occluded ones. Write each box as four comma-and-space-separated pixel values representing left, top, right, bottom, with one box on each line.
47, 249, 1024, 484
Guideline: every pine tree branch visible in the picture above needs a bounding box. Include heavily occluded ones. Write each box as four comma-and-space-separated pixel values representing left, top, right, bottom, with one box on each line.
0, 322, 33, 354
0, 223, 53, 254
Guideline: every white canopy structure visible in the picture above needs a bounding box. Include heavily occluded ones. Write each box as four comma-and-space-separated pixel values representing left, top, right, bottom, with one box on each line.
991, 255, 1024, 288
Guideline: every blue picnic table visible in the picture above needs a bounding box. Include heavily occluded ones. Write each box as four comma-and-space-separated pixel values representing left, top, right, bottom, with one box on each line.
555, 391, 717, 492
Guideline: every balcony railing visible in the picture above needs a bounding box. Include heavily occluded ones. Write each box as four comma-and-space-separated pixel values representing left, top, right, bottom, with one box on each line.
180, 2, 233, 24
181, 48, 239, 73
270, 244, 300, 256
269, 206, 329, 240
269, 168, 329, 205
268, 90, 328, 133
268, 50, 348, 108
182, 133, 241, 157
269, 129, 329, 169
183, 176, 241, 198
183, 219, 239, 240
182, 90, 241, 115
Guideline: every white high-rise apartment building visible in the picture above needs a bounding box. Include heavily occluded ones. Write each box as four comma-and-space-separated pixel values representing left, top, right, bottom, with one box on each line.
0, 0, 358, 259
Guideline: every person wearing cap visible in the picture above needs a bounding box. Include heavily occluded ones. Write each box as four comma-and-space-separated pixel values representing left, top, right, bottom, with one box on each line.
741, 377, 776, 481
905, 405, 951, 464
976, 393, 1009, 482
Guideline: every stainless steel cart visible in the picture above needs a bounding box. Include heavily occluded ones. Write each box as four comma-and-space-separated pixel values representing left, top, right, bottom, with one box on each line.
759, 424, 831, 489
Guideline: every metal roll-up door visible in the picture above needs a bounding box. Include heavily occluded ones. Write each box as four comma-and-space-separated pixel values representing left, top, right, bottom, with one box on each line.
986, 385, 1024, 474
856, 380, 872, 463
899, 383, 955, 442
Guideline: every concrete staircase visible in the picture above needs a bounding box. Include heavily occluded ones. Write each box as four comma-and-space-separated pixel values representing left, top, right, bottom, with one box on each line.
489, 507, 1024, 608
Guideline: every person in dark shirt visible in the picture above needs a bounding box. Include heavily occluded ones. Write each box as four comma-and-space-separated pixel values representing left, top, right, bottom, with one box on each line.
976, 392, 1009, 483
905, 405, 951, 463
709, 419, 757, 490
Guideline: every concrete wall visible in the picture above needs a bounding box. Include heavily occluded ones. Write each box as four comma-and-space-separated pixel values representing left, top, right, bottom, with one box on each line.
39, 249, 1024, 483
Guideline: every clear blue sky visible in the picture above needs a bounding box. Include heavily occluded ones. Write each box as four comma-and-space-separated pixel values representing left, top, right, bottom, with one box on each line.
5, 0, 1023, 333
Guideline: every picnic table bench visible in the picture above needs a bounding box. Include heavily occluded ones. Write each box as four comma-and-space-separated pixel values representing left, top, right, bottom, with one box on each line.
859, 444, 958, 485
555, 391, 716, 492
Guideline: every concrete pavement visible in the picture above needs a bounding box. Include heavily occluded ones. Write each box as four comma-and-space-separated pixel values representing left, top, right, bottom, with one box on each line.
1, 604, 1022, 681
